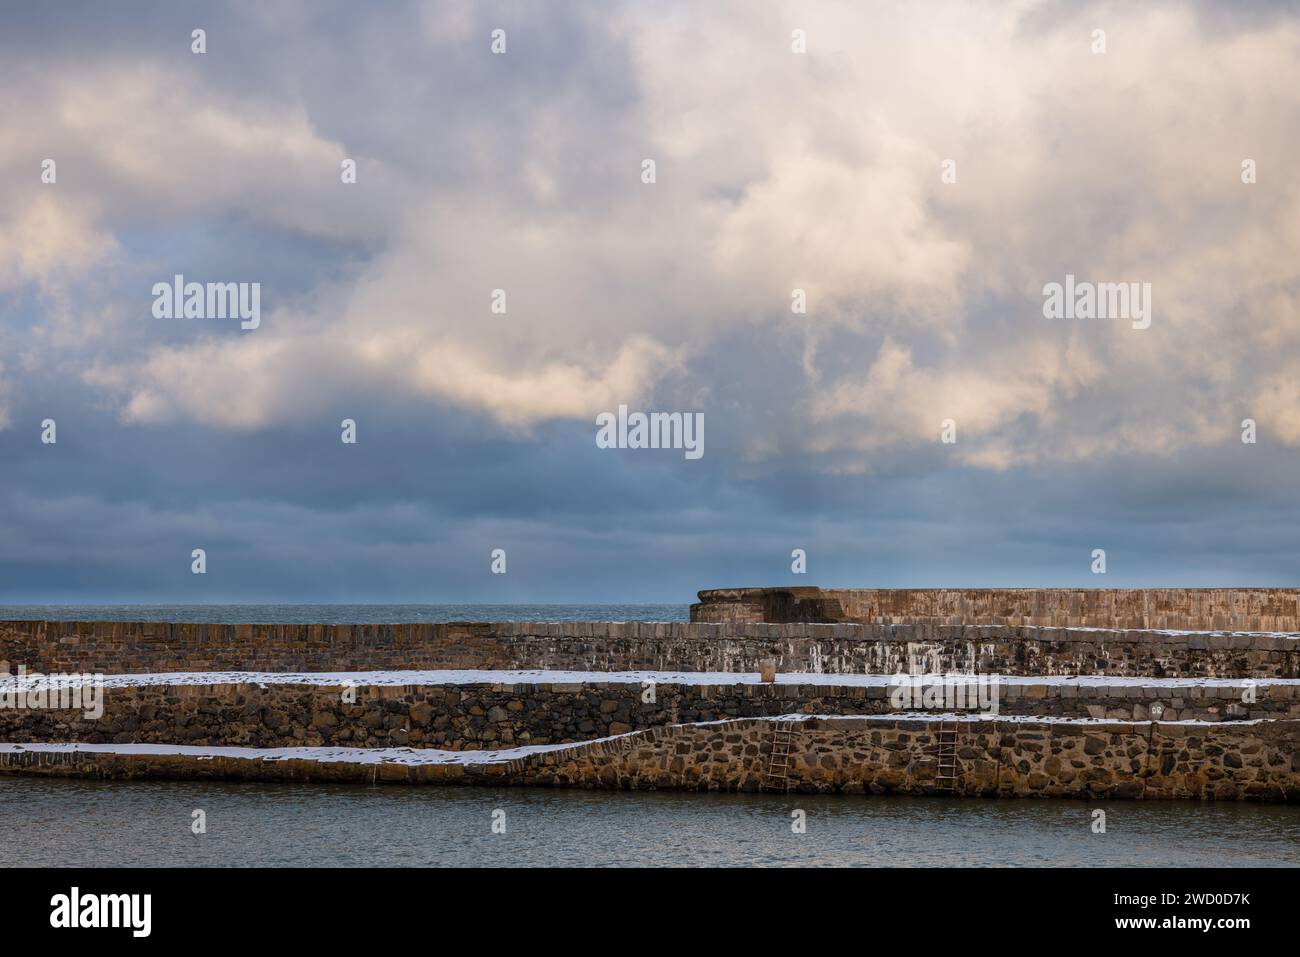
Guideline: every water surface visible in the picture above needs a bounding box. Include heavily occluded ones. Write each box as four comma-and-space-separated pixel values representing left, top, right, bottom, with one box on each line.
3, 777, 1297, 867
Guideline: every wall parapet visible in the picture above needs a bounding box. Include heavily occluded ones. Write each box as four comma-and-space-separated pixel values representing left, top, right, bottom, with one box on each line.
691, 586, 1300, 631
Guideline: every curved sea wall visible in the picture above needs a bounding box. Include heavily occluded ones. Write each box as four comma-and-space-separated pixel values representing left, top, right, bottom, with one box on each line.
691, 587, 1300, 631
3, 591, 1299, 801
4, 715, 1298, 801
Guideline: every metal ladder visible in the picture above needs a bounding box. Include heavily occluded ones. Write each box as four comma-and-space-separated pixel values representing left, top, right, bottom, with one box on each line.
935, 719, 960, 793
764, 720, 796, 792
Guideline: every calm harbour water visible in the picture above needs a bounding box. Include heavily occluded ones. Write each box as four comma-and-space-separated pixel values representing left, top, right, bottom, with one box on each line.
4, 777, 1299, 867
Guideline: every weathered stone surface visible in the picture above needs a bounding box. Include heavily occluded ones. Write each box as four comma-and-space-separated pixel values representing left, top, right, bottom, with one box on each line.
4, 715, 1296, 802
3, 676, 1291, 751
4, 607, 1298, 802
3, 618, 1297, 679
692, 586, 1300, 631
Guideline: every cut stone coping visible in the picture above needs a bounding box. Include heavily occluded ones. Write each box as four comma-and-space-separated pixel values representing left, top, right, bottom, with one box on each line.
4, 668, 1300, 692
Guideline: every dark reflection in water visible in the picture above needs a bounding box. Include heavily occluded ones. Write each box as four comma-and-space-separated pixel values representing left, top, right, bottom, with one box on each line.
3, 778, 1298, 867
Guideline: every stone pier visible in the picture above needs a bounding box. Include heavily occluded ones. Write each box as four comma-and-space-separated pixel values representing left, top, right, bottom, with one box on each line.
2, 587, 1298, 800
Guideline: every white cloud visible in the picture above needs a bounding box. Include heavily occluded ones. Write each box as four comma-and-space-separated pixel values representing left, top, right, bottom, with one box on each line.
0, 194, 115, 291
9, 1, 1300, 469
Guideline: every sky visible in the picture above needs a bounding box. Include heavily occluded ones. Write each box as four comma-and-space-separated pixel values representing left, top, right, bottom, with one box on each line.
2, 0, 1300, 604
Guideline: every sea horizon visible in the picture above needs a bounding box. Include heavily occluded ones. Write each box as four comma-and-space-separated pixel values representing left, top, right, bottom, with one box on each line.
0, 603, 693, 624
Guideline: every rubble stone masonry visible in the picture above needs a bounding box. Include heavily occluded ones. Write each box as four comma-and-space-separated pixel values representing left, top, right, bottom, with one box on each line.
4, 716, 1298, 802
1, 677, 1298, 750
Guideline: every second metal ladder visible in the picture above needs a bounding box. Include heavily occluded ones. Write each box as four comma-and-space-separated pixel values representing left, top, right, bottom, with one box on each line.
764, 720, 796, 792
935, 719, 960, 792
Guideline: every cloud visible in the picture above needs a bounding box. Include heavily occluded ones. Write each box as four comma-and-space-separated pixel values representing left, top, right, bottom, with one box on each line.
5, 1, 1300, 599
0, 194, 115, 291
0, 363, 10, 429
7, 1, 1300, 459
92, 330, 676, 430
0, 63, 372, 239
712, 146, 971, 319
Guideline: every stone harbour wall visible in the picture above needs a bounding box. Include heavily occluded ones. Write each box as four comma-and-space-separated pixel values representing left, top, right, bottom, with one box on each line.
1, 677, 1294, 750
691, 587, 1300, 631
3, 619, 1297, 678
4, 605, 1299, 802
4, 716, 1298, 802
